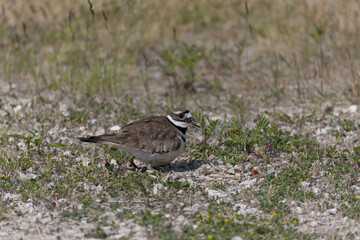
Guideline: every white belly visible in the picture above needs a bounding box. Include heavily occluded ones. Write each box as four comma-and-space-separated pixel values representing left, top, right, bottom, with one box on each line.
118, 136, 185, 167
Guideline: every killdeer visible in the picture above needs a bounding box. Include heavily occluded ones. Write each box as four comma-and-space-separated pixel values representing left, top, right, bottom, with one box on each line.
78, 108, 200, 168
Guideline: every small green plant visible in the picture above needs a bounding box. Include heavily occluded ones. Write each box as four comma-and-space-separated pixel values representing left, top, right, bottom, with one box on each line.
256, 167, 315, 215
339, 193, 360, 219
338, 119, 355, 131
164, 179, 190, 190
7, 130, 43, 153
67, 109, 91, 124
159, 30, 206, 91
192, 115, 301, 164
354, 145, 360, 156
85, 226, 107, 239
211, 182, 226, 190
193, 110, 219, 145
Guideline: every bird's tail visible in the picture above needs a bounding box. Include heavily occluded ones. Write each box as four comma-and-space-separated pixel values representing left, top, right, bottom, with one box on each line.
77, 134, 117, 145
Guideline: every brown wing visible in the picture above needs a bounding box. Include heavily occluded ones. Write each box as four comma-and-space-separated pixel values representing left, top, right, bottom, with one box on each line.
80, 116, 183, 153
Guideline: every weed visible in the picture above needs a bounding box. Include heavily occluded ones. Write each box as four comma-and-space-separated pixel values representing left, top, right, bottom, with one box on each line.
339, 193, 360, 220
193, 110, 219, 145
159, 29, 207, 91
338, 119, 356, 132
164, 179, 190, 190
85, 226, 107, 239
210, 182, 226, 190
7, 130, 43, 153
256, 167, 315, 214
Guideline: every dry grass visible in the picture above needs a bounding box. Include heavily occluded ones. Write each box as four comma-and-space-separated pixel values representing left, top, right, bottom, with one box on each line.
1, 0, 360, 103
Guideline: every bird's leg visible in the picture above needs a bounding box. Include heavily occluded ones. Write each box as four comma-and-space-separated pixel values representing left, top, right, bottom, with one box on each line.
116, 156, 138, 172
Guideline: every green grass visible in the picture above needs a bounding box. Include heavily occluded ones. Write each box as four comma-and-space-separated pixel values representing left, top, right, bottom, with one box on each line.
256, 167, 315, 215
85, 227, 107, 239
115, 205, 312, 240
339, 193, 360, 220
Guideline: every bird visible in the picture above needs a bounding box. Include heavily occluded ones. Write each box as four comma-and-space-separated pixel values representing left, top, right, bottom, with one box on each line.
78, 108, 200, 168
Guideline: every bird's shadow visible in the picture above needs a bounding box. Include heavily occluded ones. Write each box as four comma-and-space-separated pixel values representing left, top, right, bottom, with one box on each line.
154, 159, 217, 173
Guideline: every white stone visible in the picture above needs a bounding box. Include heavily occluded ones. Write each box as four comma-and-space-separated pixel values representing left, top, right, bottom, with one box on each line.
110, 125, 121, 131
313, 187, 320, 195
301, 181, 310, 187
344, 105, 357, 113
13, 105, 22, 113
237, 179, 257, 191
19, 172, 37, 181
17, 141, 25, 149
309, 221, 318, 227
205, 189, 227, 199
316, 127, 332, 135
153, 184, 164, 195
95, 129, 105, 135
323, 208, 337, 215
0, 110, 8, 116
110, 159, 117, 165
231, 236, 244, 240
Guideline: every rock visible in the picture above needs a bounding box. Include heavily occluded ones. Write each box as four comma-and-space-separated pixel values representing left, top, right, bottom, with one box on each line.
110, 159, 117, 165
173, 215, 189, 233
110, 125, 121, 131
323, 208, 337, 216
184, 203, 201, 213
316, 127, 332, 135
296, 207, 303, 214
64, 229, 79, 237
298, 217, 307, 224
153, 184, 164, 195
89, 119, 97, 124
343, 105, 357, 113
102, 226, 114, 235
13, 105, 22, 113
231, 236, 244, 240
233, 203, 258, 215
58, 198, 67, 204
237, 179, 257, 191
233, 203, 247, 212
17, 141, 25, 149
313, 187, 320, 195
205, 189, 227, 199
309, 221, 318, 227
301, 181, 310, 188
227, 168, 235, 175
19, 172, 37, 181
95, 129, 105, 135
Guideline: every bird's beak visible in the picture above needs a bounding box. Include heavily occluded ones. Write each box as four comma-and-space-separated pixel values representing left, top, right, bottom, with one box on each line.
190, 117, 201, 127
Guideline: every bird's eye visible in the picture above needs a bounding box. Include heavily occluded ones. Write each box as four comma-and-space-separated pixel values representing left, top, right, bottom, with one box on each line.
178, 113, 184, 119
